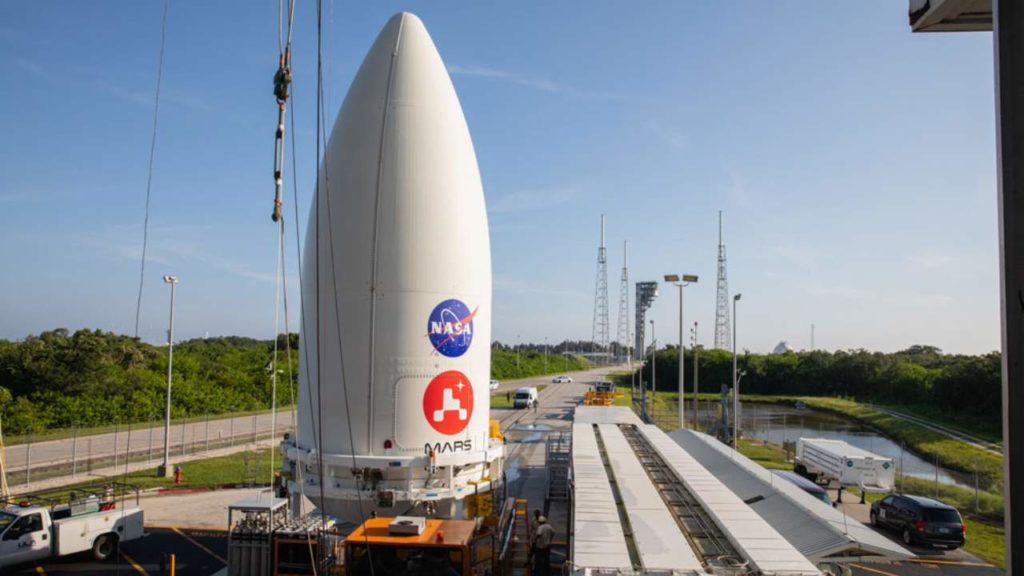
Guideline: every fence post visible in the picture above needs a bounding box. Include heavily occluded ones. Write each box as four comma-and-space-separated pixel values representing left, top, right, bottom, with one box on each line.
148, 416, 154, 464
252, 414, 257, 445
934, 453, 939, 498
205, 412, 211, 454
125, 422, 132, 476
25, 427, 33, 487
974, 459, 980, 514
72, 422, 79, 479
230, 417, 235, 447
87, 438, 93, 474
180, 412, 187, 459
113, 419, 120, 473
899, 441, 905, 492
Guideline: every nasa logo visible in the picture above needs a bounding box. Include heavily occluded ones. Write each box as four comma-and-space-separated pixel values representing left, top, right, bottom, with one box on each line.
422, 370, 474, 435
426, 299, 478, 357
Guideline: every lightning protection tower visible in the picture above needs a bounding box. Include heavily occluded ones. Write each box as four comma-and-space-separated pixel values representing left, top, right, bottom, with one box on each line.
714, 210, 732, 350
592, 215, 610, 363
616, 240, 630, 363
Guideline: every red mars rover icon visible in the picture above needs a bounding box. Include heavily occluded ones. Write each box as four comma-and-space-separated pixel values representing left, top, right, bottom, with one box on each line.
422, 370, 474, 435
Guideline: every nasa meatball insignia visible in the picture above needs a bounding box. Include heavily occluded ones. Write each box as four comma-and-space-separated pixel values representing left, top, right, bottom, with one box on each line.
427, 299, 478, 357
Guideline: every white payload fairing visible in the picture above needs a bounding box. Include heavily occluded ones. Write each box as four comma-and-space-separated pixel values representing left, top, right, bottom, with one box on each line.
282, 13, 503, 522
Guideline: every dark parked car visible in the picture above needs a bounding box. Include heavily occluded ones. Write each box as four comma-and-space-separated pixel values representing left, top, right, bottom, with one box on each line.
870, 494, 965, 549
771, 470, 832, 506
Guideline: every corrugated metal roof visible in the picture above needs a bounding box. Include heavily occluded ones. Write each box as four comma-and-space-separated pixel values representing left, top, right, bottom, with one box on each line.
598, 424, 704, 573
570, 423, 632, 571
641, 426, 821, 576
668, 429, 913, 563
574, 405, 644, 425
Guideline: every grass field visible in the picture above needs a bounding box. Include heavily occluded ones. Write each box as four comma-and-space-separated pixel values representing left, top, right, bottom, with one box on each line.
16, 448, 275, 505
744, 396, 1004, 490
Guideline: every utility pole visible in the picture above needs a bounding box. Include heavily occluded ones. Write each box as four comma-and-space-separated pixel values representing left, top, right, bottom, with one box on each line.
732, 293, 742, 448
650, 320, 656, 424
692, 321, 699, 428
665, 274, 698, 430
159, 275, 178, 477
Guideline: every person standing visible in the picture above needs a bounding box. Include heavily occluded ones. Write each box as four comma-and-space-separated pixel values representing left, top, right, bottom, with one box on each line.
532, 515, 555, 576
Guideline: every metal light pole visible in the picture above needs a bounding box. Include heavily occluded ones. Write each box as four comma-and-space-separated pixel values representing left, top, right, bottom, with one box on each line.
159, 274, 178, 477
732, 293, 742, 448
650, 319, 656, 424
665, 274, 698, 429
516, 334, 521, 372
691, 321, 699, 428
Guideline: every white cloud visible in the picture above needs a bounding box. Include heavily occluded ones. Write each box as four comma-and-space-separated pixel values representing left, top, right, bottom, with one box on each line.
448, 63, 623, 100
647, 122, 688, 151
774, 243, 821, 268
488, 188, 576, 215
804, 284, 876, 302
909, 252, 959, 269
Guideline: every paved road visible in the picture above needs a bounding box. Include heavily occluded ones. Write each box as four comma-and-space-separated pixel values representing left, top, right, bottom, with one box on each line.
7, 526, 228, 576
4, 410, 295, 489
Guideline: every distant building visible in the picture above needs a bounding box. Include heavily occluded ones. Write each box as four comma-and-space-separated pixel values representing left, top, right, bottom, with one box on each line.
772, 341, 795, 354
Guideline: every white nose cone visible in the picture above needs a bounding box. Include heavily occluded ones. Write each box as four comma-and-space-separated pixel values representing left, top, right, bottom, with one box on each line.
286, 13, 501, 522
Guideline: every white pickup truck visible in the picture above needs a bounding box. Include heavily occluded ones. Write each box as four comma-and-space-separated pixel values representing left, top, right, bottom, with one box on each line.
0, 496, 144, 569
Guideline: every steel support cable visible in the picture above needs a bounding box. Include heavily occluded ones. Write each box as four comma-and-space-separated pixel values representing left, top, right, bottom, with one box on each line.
133, 0, 170, 338
271, 213, 283, 487
273, 0, 296, 222
314, 4, 375, 573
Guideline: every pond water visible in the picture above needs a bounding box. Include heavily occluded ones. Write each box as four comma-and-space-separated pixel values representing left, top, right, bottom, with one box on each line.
673, 399, 981, 490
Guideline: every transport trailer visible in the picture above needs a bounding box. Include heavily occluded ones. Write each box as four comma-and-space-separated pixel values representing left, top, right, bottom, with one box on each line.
795, 438, 895, 493
0, 489, 144, 569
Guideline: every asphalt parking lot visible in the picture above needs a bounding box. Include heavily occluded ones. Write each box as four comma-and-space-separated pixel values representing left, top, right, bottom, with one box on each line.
8, 526, 228, 576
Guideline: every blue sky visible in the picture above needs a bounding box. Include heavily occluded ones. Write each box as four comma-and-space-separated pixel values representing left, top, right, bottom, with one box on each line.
0, 2, 998, 353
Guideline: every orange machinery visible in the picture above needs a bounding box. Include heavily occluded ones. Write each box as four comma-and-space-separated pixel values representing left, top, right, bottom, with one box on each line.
344, 516, 495, 576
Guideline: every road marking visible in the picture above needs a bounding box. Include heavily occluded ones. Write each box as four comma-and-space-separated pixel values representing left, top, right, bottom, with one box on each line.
905, 559, 996, 568
851, 563, 902, 576
120, 550, 150, 575
171, 526, 227, 564
147, 524, 227, 534
34, 566, 46, 575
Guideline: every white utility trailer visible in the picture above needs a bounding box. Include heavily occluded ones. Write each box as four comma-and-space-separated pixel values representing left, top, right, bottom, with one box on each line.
795, 437, 895, 493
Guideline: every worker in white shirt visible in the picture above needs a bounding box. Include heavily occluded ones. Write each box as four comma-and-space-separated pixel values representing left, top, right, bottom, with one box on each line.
531, 515, 555, 576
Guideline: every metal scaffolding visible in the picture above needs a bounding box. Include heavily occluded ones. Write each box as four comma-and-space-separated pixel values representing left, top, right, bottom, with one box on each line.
592, 215, 610, 361
714, 211, 732, 350
616, 240, 630, 362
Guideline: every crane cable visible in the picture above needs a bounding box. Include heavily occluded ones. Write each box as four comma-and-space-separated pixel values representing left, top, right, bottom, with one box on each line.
270, 1, 322, 573
133, 0, 170, 338
273, 0, 296, 222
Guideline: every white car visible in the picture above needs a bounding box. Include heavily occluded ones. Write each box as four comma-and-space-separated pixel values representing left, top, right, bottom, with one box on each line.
489, 379, 500, 391
552, 375, 573, 384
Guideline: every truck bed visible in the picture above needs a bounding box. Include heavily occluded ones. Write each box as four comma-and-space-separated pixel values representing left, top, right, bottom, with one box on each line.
53, 507, 144, 557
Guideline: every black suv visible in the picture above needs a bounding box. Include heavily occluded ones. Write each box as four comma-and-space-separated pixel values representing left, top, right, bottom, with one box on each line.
870, 494, 965, 549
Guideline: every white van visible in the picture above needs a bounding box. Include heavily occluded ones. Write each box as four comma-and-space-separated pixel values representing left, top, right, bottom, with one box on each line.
513, 387, 538, 409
